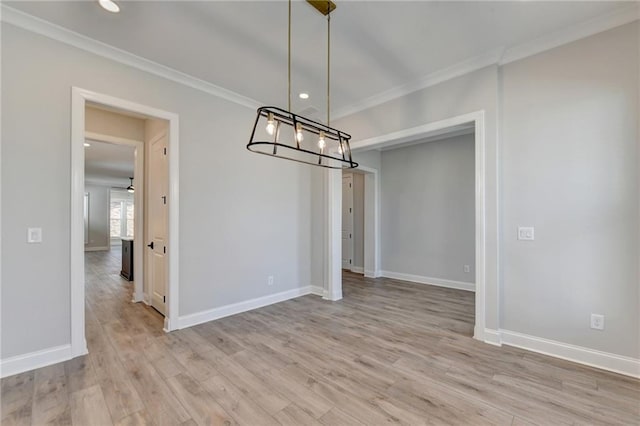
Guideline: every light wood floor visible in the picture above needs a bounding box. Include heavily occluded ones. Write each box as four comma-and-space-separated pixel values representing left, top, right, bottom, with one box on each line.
2, 250, 639, 425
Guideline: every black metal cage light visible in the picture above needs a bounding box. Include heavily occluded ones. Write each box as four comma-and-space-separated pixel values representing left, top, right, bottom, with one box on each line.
247, 0, 358, 170
248, 107, 356, 169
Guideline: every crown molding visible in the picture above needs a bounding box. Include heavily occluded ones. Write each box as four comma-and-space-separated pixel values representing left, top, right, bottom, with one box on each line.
331, 47, 504, 120
2, 4, 637, 120
500, 3, 639, 65
332, 4, 639, 120
0, 5, 262, 111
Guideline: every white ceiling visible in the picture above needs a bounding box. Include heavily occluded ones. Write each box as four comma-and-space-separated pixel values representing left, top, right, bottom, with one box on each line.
7, 1, 633, 117
84, 139, 135, 185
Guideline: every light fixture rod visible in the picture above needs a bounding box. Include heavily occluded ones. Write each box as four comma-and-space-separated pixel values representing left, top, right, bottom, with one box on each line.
288, 0, 292, 112
327, 8, 331, 127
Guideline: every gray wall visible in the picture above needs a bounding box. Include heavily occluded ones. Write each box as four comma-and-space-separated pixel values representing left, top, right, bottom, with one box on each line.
352, 173, 365, 269
501, 23, 639, 357
84, 184, 110, 249
380, 134, 475, 283
2, 24, 312, 358
324, 22, 639, 359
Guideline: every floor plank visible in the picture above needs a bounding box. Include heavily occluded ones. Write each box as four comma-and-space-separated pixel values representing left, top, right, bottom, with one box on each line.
1, 250, 638, 426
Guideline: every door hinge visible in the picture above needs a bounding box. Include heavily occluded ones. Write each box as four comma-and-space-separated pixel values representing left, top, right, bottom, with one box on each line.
163, 147, 167, 155
163, 295, 166, 303
349, 207, 352, 213
349, 259, 352, 264
349, 183, 352, 188
163, 246, 166, 254
349, 233, 352, 238
162, 195, 167, 205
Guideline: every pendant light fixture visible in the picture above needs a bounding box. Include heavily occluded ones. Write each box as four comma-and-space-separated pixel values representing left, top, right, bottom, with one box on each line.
126, 177, 135, 193
247, 0, 357, 169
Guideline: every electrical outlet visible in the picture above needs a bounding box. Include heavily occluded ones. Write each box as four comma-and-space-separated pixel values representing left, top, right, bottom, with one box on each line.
267, 275, 274, 286
518, 227, 535, 241
590, 314, 605, 330
463, 265, 470, 273
27, 227, 42, 243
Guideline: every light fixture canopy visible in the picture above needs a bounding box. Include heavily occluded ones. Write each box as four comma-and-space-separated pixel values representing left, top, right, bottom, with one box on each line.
247, 0, 357, 170
126, 177, 135, 193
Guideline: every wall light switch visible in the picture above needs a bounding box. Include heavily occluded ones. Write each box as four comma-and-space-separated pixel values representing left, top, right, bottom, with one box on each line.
27, 227, 42, 243
590, 314, 605, 330
463, 265, 470, 273
518, 227, 535, 241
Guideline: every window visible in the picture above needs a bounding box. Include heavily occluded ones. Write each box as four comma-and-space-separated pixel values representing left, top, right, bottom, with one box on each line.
110, 189, 134, 240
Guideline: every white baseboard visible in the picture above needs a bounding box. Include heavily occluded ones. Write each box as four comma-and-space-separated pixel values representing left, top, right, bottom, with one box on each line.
176, 286, 317, 330
481, 328, 503, 346
1, 344, 72, 378
84, 246, 109, 252
483, 329, 640, 378
380, 270, 475, 292
350, 266, 364, 274
364, 270, 381, 278
310, 285, 325, 297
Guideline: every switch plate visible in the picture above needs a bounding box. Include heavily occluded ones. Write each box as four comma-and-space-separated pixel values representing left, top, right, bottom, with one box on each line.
590, 314, 605, 330
518, 227, 535, 241
27, 228, 42, 243
463, 265, 470, 273
268, 275, 274, 286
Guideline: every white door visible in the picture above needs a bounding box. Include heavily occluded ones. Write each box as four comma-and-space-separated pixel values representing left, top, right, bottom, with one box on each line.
148, 132, 168, 315
342, 174, 353, 269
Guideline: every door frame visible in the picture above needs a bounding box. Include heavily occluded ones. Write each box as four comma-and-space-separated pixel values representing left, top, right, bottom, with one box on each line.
325, 110, 493, 342
85, 131, 145, 303
71, 87, 180, 357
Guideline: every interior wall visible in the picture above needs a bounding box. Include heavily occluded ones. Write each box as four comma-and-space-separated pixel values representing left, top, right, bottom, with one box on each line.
84, 184, 110, 250
379, 134, 475, 283
352, 173, 365, 269
501, 22, 639, 358
330, 64, 500, 331
1, 24, 312, 359
326, 22, 639, 359
85, 105, 145, 141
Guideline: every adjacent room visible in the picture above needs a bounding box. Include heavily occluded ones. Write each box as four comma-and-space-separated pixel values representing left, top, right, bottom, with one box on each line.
1, 1, 638, 425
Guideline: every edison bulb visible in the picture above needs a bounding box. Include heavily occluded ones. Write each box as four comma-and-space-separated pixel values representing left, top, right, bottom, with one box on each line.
296, 124, 304, 143
265, 113, 275, 136
318, 132, 326, 150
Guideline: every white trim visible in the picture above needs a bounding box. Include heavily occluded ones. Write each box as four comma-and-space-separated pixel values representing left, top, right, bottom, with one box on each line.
84, 178, 130, 188
0, 5, 260, 111
331, 48, 503, 120
331, 111, 490, 342
332, 5, 638, 119
176, 286, 319, 330
72, 88, 180, 362
500, 4, 639, 65
483, 328, 503, 347
350, 266, 364, 274
2, 4, 636, 125
310, 285, 325, 297
380, 271, 475, 293
491, 329, 640, 379
324, 169, 343, 301
1, 345, 72, 379
84, 246, 109, 252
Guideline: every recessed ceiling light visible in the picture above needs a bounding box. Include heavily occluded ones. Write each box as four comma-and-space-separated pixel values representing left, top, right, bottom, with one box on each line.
299, 93, 309, 100
98, 0, 120, 13
84, 142, 91, 147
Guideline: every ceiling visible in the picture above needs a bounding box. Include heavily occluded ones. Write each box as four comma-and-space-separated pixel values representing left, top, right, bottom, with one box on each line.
6, 1, 634, 117
85, 139, 135, 185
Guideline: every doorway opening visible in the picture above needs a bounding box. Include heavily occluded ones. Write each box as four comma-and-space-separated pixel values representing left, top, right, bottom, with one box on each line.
327, 111, 493, 342
71, 88, 180, 358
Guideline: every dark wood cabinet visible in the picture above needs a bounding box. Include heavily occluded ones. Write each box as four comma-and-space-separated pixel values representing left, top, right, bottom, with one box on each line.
121, 238, 134, 281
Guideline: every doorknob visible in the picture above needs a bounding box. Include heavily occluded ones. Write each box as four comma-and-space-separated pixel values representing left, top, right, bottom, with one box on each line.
147, 242, 154, 249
